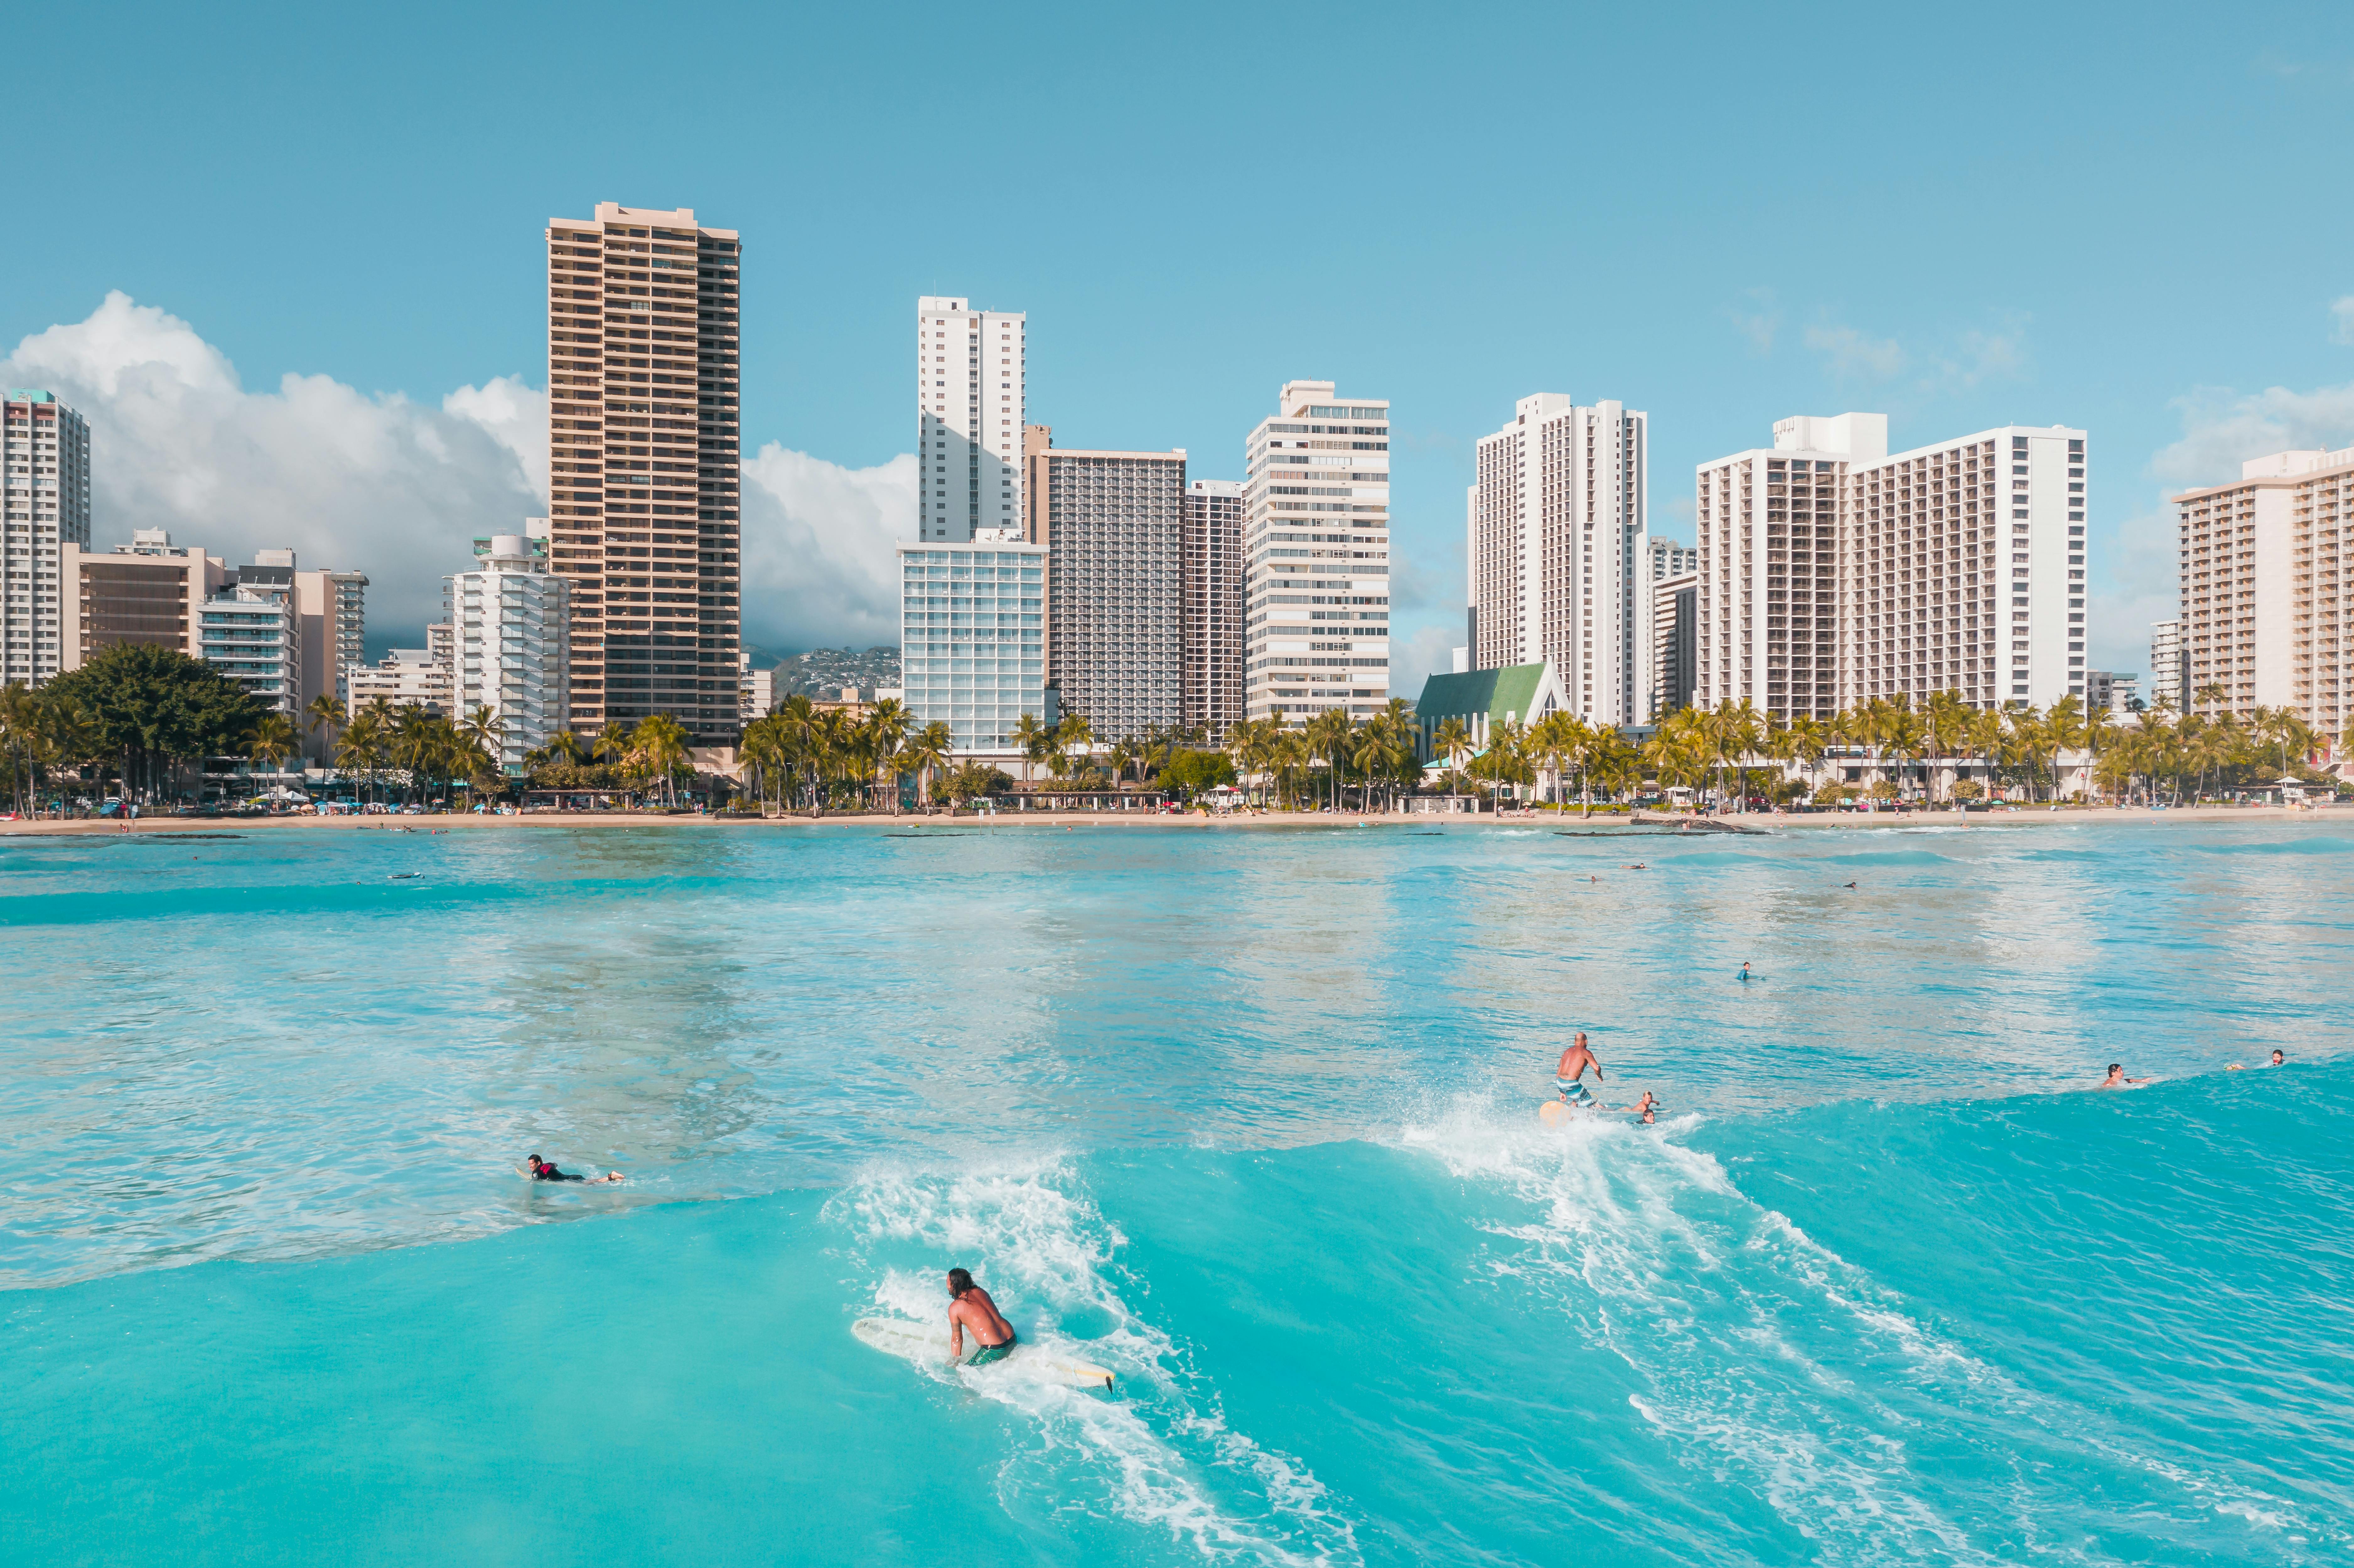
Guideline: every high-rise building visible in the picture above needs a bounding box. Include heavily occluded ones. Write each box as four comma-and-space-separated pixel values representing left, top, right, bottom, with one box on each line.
1182, 479, 1246, 743
2171, 445, 2354, 734
898, 537, 1049, 756
447, 525, 572, 770
1022, 426, 1185, 743
198, 576, 300, 715
544, 202, 742, 746
241, 549, 365, 750
1466, 395, 1650, 725
1696, 414, 2087, 717
61, 531, 223, 670
3, 390, 92, 686
2084, 669, 2140, 715
1650, 569, 1697, 721
916, 297, 1025, 544
1242, 382, 1392, 726
2149, 619, 2186, 713
1644, 536, 1697, 583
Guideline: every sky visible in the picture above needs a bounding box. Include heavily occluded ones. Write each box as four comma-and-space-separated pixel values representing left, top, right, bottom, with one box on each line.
8, 0, 2354, 686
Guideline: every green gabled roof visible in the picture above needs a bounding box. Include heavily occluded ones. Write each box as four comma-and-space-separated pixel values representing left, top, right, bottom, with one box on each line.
1415, 663, 1546, 722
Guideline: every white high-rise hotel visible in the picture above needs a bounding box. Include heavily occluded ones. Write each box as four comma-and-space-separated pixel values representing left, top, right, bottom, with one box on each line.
916, 297, 1025, 543
1465, 394, 1651, 725
1242, 382, 1391, 726
1696, 414, 2088, 717
3, 390, 92, 686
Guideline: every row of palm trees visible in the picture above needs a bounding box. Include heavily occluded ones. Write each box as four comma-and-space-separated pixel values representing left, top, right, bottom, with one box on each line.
306, 695, 508, 806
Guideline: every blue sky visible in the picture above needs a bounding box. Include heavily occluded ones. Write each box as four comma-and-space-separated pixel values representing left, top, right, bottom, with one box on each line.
9, 1, 2354, 681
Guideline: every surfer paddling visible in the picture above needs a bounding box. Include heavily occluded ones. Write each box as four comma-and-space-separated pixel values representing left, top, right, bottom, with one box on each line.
948, 1268, 1017, 1367
2096, 1064, 2150, 1091
526, 1155, 623, 1184
1554, 1032, 1604, 1109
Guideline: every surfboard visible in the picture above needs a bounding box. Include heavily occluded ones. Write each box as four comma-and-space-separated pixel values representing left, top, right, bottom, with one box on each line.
1538, 1099, 1569, 1126
851, 1316, 1115, 1390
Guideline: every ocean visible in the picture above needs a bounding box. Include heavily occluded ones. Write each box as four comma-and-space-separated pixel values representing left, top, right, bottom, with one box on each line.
3, 818, 2347, 1565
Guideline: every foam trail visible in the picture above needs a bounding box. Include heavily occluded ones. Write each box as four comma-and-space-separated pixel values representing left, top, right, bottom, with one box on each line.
832, 1157, 1359, 1567
1392, 1097, 2331, 1566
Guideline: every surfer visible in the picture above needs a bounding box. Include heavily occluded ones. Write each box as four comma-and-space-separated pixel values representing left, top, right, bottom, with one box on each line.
2096, 1064, 2150, 1091
947, 1268, 1017, 1366
1630, 1091, 1660, 1124
1738, 961, 1753, 982
2228, 1050, 2286, 1071
527, 1154, 622, 1184
1554, 1032, 1604, 1108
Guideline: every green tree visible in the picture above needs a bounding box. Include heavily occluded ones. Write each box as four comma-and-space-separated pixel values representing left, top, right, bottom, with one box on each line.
44, 642, 266, 804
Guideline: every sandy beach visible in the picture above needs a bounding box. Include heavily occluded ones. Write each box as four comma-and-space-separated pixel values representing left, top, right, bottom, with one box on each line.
1, 802, 2340, 837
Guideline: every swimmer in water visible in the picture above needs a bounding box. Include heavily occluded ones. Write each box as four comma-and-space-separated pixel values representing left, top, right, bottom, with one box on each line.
1843, 881, 1858, 889
2096, 1064, 2150, 1091
1629, 1091, 1660, 1124
1554, 1032, 1604, 1108
1623, 862, 1647, 871
2228, 1050, 2287, 1071
1738, 961, 1753, 982
527, 1155, 623, 1184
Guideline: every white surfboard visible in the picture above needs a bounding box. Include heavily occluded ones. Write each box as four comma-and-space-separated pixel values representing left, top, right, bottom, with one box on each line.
852, 1317, 1115, 1390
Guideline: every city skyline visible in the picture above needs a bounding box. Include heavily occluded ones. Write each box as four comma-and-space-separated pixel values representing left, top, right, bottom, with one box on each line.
7, 6, 2354, 692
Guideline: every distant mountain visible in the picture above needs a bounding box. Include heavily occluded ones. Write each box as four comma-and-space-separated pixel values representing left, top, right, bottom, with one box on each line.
760, 644, 901, 700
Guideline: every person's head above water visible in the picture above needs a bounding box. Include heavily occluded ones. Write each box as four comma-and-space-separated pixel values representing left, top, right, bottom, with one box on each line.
947, 1267, 975, 1298
2273, 1050, 2286, 1065
2107, 1064, 2122, 1075
528, 1155, 546, 1169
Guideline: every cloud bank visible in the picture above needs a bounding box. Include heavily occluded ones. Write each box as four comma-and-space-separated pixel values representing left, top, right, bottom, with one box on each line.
2, 293, 917, 656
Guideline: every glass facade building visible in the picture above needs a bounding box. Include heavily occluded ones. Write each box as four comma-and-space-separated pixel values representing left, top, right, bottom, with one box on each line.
898, 539, 1048, 753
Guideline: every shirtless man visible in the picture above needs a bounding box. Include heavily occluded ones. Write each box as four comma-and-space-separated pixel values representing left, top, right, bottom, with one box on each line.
2096, 1064, 2150, 1090
947, 1268, 1018, 1366
1629, 1091, 1660, 1125
1555, 1032, 1604, 1109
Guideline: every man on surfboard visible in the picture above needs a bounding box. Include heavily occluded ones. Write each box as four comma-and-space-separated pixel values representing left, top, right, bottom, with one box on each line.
1555, 1032, 1604, 1109
948, 1268, 1017, 1366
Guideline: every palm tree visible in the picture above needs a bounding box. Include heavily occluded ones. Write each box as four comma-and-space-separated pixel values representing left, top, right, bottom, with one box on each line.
1921, 690, 1971, 805
247, 711, 300, 783
630, 713, 693, 807
865, 697, 910, 814
304, 693, 347, 767
898, 720, 951, 813
1431, 716, 1473, 779
1114, 735, 1151, 791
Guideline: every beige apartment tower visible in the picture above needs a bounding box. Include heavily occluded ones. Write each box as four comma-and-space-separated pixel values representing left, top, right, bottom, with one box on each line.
545, 202, 743, 744
1183, 479, 1247, 742
3, 391, 93, 686
2173, 444, 2354, 736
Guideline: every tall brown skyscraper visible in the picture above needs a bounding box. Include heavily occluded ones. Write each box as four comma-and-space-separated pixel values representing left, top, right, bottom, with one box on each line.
545, 202, 742, 744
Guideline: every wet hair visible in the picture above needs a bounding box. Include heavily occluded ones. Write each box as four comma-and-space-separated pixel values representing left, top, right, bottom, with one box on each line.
2107, 1064, 2121, 1074
529, 1154, 544, 1165
2272, 1050, 2285, 1061
947, 1268, 975, 1297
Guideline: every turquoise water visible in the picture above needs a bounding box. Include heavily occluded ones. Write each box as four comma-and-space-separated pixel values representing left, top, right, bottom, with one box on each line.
4, 819, 2350, 1565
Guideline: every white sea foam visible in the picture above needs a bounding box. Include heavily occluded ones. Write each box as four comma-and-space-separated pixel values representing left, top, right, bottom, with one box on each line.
1386, 1096, 2334, 1565
832, 1157, 1359, 1566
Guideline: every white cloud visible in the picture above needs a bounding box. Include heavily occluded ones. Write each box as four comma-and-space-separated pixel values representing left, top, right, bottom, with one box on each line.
3, 292, 929, 660
1727, 287, 1780, 354
2151, 380, 2354, 486
738, 445, 914, 653
1389, 622, 1459, 699
1, 291, 542, 645
1803, 322, 1905, 381
2331, 295, 2354, 346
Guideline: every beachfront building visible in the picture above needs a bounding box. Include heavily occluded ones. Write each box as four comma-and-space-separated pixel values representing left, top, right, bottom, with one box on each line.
2085, 669, 2139, 714
2171, 444, 2354, 734
197, 578, 300, 715
346, 648, 453, 715
2150, 619, 2186, 713
3, 390, 93, 687
1695, 414, 2087, 717
60, 530, 224, 673
446, 526, 572, 771
1410, 660, 1569, 763
1242, 381, 1391, 727
544, 202, 742, 745
237, 550, 368, 755
1650, 569, 1697, 719
1182, 479, 1247, 743
1465, 394, 1651, 725
1022, 426, 1185, 743
897, 536, 1050, 758
917, 296, 1025, 543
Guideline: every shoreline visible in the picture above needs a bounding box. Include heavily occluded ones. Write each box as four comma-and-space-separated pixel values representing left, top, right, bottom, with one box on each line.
0, 803, 2340, 838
